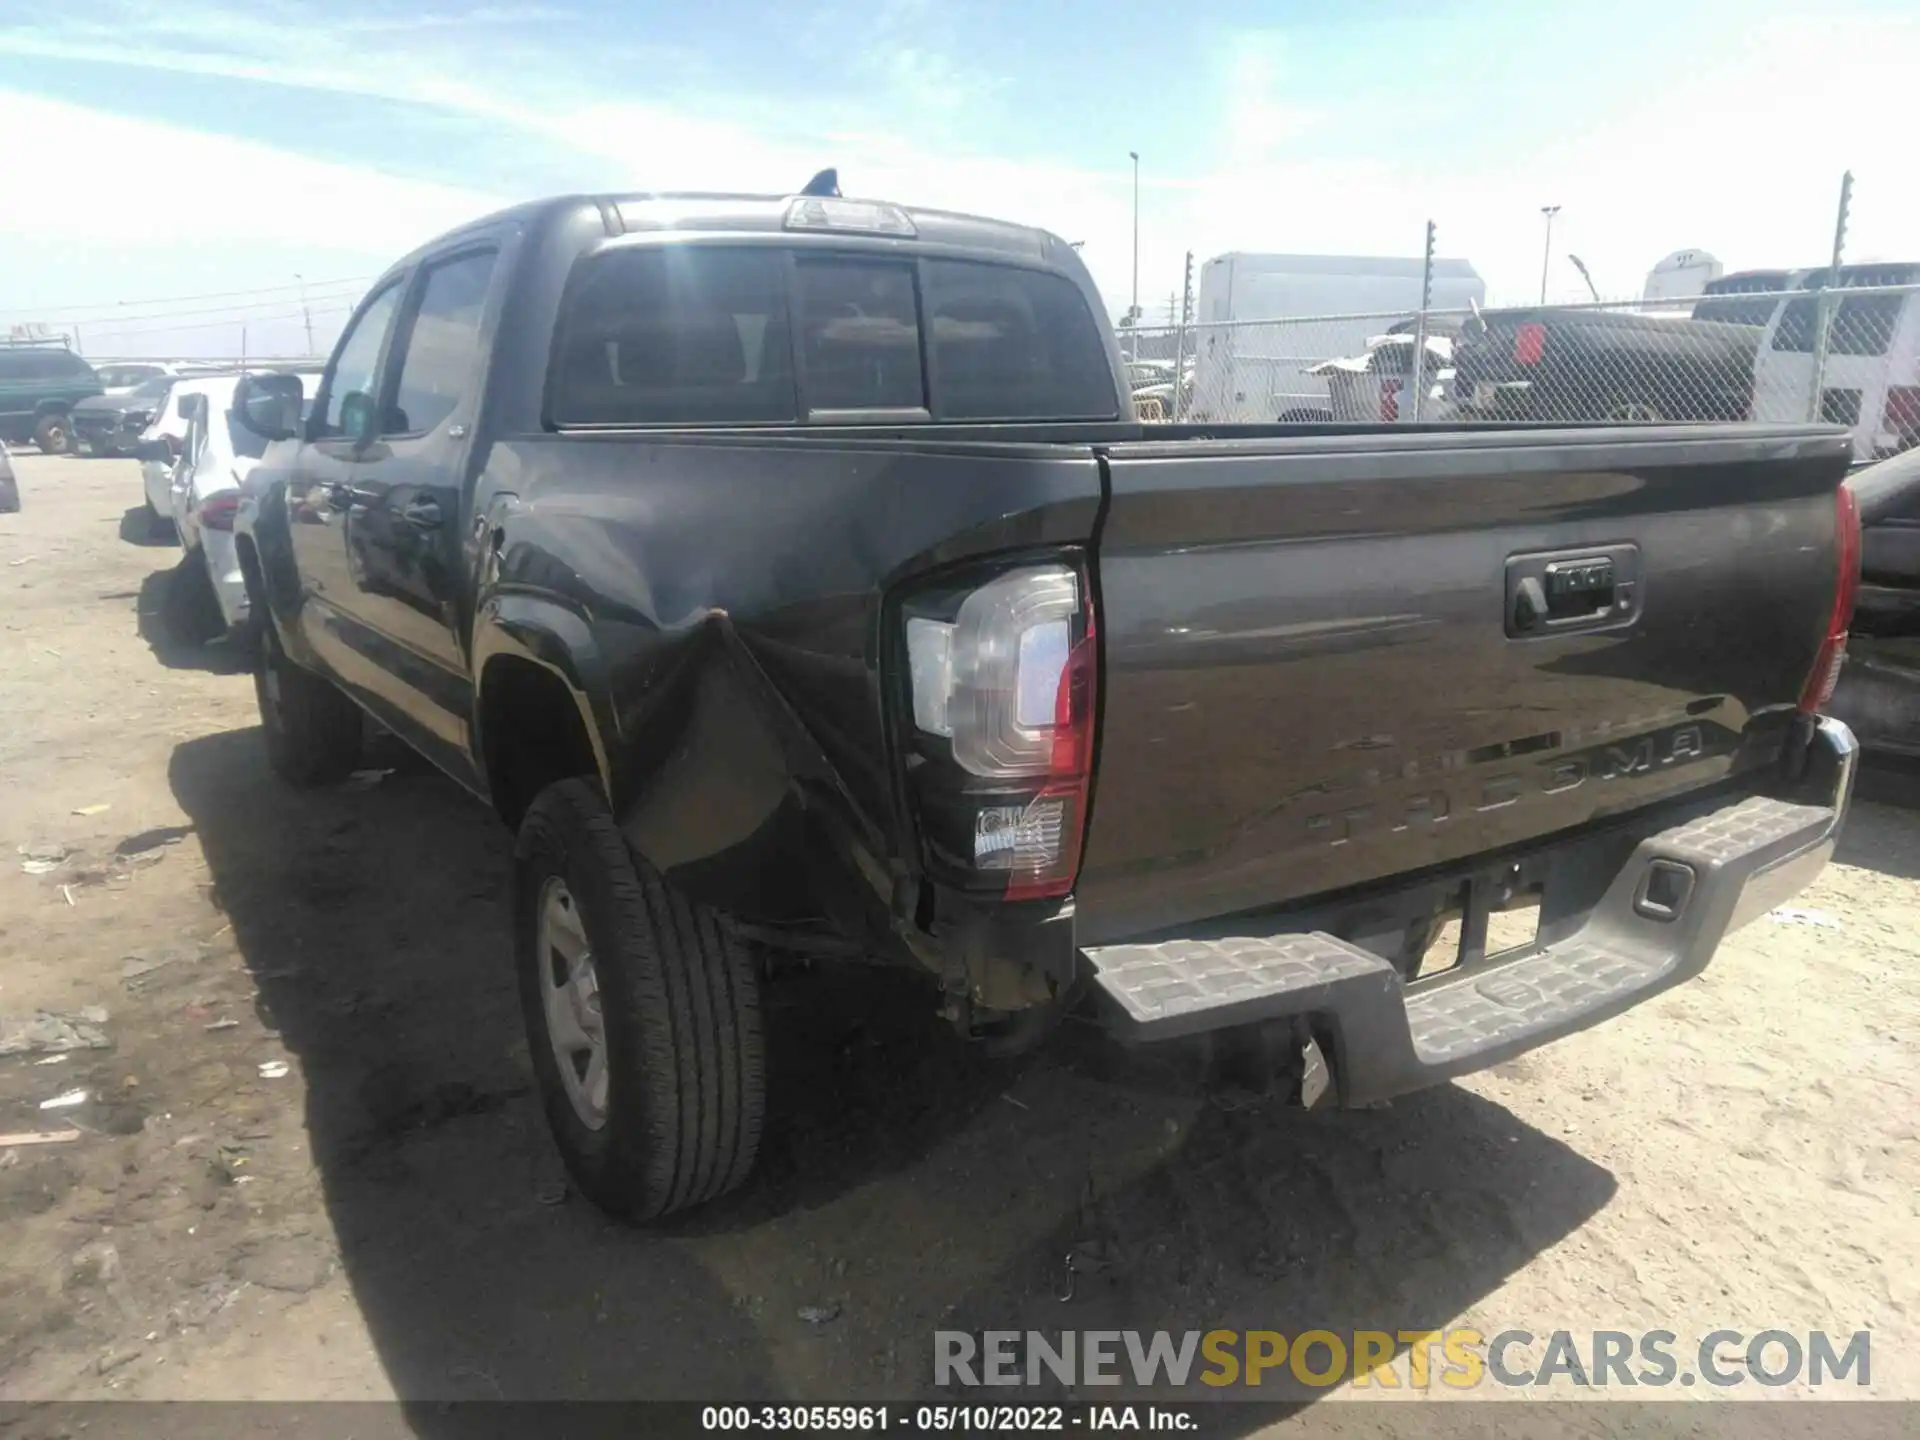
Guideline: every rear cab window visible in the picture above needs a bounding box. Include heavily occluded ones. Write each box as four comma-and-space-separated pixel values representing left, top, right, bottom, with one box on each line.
548, 244, 1116, 427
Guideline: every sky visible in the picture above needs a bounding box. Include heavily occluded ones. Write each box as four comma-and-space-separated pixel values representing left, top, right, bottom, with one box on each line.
1, 0, 1915, 359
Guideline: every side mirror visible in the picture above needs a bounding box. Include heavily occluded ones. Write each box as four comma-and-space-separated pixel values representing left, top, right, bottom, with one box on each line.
234, 373, 304, 442
339, 391, 377, 446
178, 393, 209, 427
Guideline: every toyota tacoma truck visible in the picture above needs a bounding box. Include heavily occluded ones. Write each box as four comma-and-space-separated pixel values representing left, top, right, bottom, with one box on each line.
227, 182, 1863, 1222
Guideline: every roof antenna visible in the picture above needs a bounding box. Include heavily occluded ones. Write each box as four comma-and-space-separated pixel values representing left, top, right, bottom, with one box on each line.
800, 168, 841, 198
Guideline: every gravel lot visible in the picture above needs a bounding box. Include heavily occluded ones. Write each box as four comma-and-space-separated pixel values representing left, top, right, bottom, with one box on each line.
1, 452, 1916, 1429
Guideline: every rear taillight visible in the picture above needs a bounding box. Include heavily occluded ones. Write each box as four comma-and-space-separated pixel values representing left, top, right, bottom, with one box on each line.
1514, 323, 1546, 366
1379, 378, 1401, 423
1882, 386, 1920, 437
1799, 483, 1862, 713
899, 560, 1098, 901
199, 492, 241, 532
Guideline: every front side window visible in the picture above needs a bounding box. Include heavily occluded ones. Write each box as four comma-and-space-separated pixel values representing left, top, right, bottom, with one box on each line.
387, 250, 498, 435
321, 282, 404, 438
550, 246, 796, 425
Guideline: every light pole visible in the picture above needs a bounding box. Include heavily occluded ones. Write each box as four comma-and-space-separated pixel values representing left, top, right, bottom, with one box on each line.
1129, 150, 1140, 361
1539, 205, 1560, 304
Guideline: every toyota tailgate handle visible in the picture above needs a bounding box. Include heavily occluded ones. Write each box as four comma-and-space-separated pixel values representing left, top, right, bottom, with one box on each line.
1506, 545, 1641, 638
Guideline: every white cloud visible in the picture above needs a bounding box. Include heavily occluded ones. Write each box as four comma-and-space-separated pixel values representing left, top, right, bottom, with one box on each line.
0, 90, 496, 253
2, 3, 1915, 358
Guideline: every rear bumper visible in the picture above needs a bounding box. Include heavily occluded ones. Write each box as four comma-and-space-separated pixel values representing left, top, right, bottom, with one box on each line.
1083, 717, 1857, 1105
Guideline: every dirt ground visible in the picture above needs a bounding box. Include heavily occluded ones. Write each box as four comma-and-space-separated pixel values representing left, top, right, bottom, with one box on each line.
1, 452, 1916, 1429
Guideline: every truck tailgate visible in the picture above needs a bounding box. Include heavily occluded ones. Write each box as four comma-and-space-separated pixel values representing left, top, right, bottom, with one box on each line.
1076, 425, 1853, 945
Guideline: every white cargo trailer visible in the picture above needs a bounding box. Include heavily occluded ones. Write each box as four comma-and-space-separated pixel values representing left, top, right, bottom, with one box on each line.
1189, 253, 1485, 422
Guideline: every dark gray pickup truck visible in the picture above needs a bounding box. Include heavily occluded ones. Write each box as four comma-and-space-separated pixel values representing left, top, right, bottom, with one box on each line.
228, 184, 1863, 1221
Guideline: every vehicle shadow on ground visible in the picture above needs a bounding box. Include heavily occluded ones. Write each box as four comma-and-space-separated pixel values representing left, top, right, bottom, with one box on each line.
117, 504, 174, 548
169, 727, 1614, 1432
136, 566, 248, 674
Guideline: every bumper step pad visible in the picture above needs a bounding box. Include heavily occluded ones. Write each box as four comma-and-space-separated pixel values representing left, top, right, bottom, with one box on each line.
1083, 784, 1842, 1106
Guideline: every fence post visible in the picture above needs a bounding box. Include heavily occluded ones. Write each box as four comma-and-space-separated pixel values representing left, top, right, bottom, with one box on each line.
1409, 221, 1436, 422
1171, 250, 1194, 422
1807, 169, 1853, 422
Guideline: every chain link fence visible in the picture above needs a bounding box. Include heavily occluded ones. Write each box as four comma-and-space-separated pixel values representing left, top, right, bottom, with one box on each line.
1120, 281, 1920, 464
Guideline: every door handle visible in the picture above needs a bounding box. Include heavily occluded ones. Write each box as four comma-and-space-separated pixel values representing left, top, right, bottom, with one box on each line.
402, 496, 443, 530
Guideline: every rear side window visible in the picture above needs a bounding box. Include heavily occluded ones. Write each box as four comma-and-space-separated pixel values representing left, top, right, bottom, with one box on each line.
550, 247, 796, 425
1774, 293, 1907, 356
1692, 296, 1780, 327
922, 260, 1118, 420
793, 259, 924, 412
0, 352, 70, 380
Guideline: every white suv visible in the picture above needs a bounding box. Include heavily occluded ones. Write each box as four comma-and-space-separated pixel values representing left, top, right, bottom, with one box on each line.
1694, 263, 1920, 462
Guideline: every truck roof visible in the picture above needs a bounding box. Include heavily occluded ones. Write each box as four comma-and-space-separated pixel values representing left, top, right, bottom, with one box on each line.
384, 190, 1069, 278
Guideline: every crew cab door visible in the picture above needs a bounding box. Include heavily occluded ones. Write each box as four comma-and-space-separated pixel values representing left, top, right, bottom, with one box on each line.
334, 244, 499, 760
288, 279, 405, 658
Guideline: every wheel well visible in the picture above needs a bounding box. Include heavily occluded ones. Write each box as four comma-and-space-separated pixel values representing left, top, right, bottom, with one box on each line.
478, 656, 601, 828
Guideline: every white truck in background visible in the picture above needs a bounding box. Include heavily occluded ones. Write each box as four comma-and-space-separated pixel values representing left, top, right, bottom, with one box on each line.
1187, 252, 1485, 422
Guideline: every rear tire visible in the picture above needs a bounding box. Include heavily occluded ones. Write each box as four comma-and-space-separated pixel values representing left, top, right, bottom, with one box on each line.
142, 498, 173, 540
254, 617, 364, 786
515, 778, 766, 1221
34, 413, 72, 455
163, 546, 225, 643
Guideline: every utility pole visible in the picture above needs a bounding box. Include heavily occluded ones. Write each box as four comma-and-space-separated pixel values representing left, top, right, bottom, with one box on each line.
1807, 169, 1853, 422
296, 273, 315, 357
1539, 205, 1560, 304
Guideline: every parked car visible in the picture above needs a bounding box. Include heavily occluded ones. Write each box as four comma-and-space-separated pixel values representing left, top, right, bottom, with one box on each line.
1695, 263, 1920, 463
155, 370, 321, 642
0, 440, 17, 513
73, 374, 178, 458
0, 342, 101, 453
1305, 325, 1459, 423
135, 375, 223, 532
1450, 305, 1759, 425
1827, 447, 1920, 756
94, 362, 172, 394
230, 184, 1860, 1223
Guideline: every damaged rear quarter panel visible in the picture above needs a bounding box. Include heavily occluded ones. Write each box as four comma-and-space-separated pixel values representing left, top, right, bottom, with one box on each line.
472, 431, 1102, 932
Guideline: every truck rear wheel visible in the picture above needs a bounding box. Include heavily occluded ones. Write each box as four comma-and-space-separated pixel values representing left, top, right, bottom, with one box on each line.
254, 619, 364, 786
514, 778, 766, 1221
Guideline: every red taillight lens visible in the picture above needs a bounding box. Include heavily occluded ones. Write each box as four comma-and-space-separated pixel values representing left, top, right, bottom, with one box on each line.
1379, 378, 1401, 423
1799, 483, 1861, 713
199, 492, 241, 532
900, 560, 1099, 901
1514, 323, 1546, 366
1882, 386, 1920, 437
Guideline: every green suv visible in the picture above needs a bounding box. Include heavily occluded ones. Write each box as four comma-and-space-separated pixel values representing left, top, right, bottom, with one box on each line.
0, 345, 104, 454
